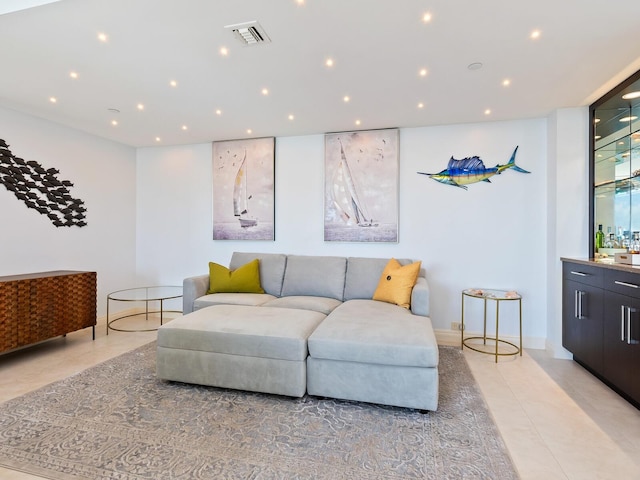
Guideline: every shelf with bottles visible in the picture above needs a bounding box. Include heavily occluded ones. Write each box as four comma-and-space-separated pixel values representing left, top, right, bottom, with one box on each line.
596, 224, 640, 250
590, 70, 640, 259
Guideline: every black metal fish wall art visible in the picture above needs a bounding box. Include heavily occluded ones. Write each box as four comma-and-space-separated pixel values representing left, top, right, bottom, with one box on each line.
0, 138, 87, 227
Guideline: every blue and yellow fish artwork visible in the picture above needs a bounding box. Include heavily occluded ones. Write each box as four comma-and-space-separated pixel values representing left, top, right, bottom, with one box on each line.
417, 146, 529, 189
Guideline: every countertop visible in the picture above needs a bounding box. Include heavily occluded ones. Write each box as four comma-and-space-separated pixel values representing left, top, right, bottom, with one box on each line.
561, 257, 640, 274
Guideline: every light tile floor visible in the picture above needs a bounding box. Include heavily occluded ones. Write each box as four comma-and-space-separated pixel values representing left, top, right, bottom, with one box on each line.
1, 317, 639, 479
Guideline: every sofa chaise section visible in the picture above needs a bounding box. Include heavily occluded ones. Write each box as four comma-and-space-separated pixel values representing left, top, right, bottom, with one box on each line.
307, 299, 439, 411
157, 304, 326, 397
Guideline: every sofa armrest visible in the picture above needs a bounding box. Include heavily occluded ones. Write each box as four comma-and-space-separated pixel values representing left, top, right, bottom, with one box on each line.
410, 276, 430, 317
183, 274, 209, 314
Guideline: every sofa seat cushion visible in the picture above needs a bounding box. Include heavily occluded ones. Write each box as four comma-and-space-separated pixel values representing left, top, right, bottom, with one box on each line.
158, 305, 326, 362
193, 293, 275, 310
308, 299, 438, 368
261, 296, 342, 315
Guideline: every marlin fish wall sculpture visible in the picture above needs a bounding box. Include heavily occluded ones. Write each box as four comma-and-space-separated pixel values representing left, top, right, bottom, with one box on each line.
417, 146, 529, 189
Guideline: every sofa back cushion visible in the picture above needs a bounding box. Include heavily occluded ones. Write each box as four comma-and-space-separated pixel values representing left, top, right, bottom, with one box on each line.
280, 255, 347, 300
343, 257, 415, 300
230, 252, 287, 297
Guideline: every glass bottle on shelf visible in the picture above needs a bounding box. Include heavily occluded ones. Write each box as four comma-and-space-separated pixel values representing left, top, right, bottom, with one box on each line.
596, 224, 604, 250
632, 232, 640, 254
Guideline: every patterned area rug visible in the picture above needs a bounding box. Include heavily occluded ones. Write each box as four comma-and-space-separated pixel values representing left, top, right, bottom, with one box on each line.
0, 343, 518, 479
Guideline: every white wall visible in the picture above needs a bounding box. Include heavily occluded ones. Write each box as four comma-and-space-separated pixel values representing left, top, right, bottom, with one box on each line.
546, 107, 590, 358
0, 107, 137, 315
137, 118, 549, 346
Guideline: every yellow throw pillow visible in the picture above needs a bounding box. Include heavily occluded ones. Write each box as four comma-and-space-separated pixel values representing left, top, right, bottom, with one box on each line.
207, 259, 265, 294
373, 258, 421, 309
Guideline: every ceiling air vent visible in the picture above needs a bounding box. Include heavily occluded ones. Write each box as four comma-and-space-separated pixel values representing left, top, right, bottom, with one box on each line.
224, 21, 271, 46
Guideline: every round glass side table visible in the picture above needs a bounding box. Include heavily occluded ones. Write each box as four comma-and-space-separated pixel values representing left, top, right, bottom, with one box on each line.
106, 285, 183, 334
461, 288, 522, 362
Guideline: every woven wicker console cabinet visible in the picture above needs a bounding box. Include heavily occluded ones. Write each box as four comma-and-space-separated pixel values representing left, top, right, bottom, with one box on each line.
0, 270, 96, 354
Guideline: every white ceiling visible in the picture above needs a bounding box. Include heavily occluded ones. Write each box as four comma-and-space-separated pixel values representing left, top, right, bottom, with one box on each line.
1, 0, 640, 148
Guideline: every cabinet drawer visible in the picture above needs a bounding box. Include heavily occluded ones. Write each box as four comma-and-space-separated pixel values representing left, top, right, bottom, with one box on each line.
604, 269, 640, 299
563, 262, 604, 288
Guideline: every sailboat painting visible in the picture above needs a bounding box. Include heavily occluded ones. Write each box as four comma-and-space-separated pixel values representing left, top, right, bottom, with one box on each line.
212, 137, 275, 240
324, 129, 398, 242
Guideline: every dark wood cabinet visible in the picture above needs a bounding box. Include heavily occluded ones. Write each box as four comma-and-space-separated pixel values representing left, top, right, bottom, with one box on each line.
0, 270, 96, 354
602, 269, 640, 403
562, 277, 604, 374
562, 259, 640, 408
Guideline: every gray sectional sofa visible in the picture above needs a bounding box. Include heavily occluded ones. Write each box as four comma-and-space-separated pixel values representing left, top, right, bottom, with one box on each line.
156, 252, 439, 411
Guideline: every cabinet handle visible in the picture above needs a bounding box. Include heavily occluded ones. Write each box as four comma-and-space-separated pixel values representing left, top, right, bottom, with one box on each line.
621, 305, 627, 342
570, 271, 588, 277
575, 290, 579, 318
576, 291, 585, 319
614, 280, 640, 289
629, 307, 639, 345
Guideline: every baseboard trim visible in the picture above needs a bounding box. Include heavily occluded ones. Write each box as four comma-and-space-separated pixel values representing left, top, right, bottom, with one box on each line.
435, 328, 545, 350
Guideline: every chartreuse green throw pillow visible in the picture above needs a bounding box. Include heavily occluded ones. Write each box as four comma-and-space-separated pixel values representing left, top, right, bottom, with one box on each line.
373, 258, 421, 309
207, 259, 264, 294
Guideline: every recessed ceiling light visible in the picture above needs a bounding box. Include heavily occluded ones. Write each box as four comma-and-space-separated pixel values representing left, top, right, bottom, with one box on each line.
419, 68, 428, 77
111, 120, 118, 126
622, 91, 640, 100
288, 114, 295, 120
215, 109, 222, 116
502, 79, 511, 87
484, 109, 491, 115
296, 0, 304, 5
49, 97, 57, 104
261, 88, 269, 95
530, 30, 541, 40
325, 58, 334, 67
355, 119, 361, 126
97, 32, 108, 43
422, 12, 432, 23
69, 71, 78, 79
247, 129, 253, 134
620, 116, 638, 122
417, 102, 424, 109
219, 46, 229, 56
468, 62, 483, 71
343, 95, 350, 103
155, 137, 161, 142
170, 80, 178, 87
181, 125, 188, 131
137, 103, 144, 111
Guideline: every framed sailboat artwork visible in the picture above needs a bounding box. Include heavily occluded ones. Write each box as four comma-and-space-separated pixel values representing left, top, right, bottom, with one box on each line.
212, 137, 275, 240
324, 128, 399, 242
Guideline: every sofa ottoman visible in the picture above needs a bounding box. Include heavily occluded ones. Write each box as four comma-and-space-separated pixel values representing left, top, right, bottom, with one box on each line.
157, 304, 326, 397
307, 299, 439, 410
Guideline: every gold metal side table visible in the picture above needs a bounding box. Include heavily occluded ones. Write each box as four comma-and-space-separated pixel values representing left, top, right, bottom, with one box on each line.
461, 288, 522, 362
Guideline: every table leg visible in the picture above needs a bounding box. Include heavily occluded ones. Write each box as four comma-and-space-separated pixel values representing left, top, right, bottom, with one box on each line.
483, 297, 488, 345
106, 296, 110, 335
495, 300, 500, 363
460, 292, 465, 350
160, 298, 164, 326
519, 298, 523, 356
